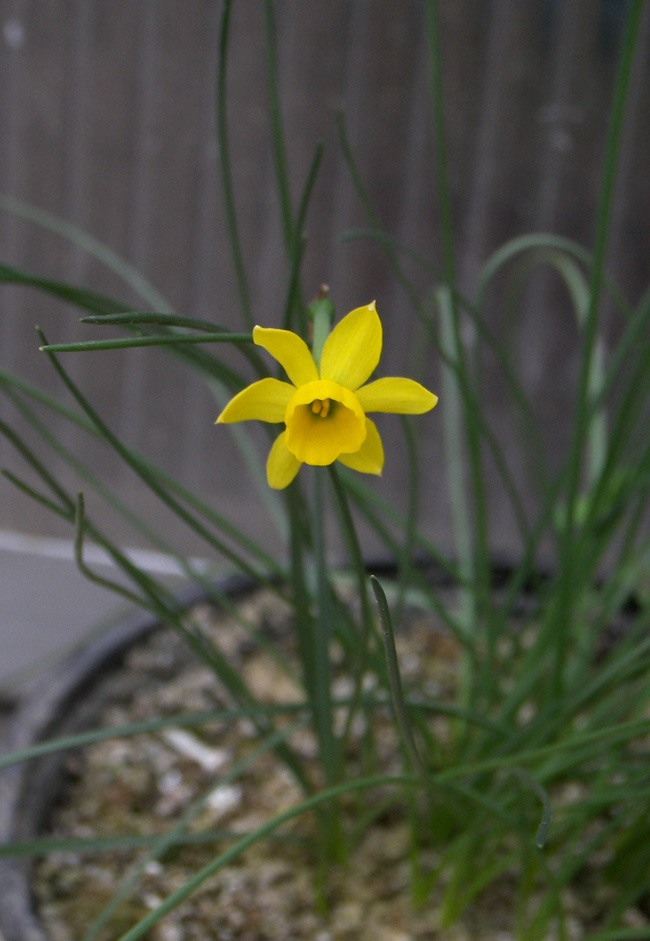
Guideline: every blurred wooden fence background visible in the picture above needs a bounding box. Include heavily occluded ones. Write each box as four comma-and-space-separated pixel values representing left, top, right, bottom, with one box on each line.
0, 0, 648, 560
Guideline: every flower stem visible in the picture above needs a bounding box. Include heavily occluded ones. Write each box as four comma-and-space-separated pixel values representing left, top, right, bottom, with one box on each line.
313, 468, 346, 863
308, 291, 335, 368
312, 468, 337, 785
327, 465, 384, 757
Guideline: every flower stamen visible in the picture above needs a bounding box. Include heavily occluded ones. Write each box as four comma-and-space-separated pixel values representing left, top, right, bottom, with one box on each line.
311, 398, 331, 418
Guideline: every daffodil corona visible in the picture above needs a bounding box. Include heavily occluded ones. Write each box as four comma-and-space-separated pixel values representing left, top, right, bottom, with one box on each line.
216, 302, 437, 489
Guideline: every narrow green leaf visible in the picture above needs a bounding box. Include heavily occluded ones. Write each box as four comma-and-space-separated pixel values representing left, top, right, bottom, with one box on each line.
0, 194, 172, 310
370, 575, 427, 780
40, 332, 253, 353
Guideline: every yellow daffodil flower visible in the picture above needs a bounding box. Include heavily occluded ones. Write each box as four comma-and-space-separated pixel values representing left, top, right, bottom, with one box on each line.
216, 301, 437, 489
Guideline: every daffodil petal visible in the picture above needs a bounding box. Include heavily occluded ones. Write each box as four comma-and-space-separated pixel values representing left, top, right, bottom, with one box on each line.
266, 431, 302, 489
356, 377, 438, 414
216, 378, 294, 424
337, 419, 384, 476
320, 301, 382, 390
253, 326, 319, 387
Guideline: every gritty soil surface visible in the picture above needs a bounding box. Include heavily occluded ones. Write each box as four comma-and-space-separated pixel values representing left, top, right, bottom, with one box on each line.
30, 586, 649, 940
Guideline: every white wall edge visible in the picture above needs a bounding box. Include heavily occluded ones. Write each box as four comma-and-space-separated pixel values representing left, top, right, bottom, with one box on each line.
0, 529, 210, 578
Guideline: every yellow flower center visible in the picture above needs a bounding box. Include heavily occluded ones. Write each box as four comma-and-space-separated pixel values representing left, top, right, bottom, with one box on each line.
311, 398, 331, 418
284, 380, 366, 466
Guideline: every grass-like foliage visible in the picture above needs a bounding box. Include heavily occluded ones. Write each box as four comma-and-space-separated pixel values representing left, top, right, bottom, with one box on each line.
1, 1, 650, 938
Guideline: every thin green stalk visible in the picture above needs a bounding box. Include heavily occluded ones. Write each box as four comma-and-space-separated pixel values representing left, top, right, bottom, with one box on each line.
71, 312, 251, 392
370, 575, 427, 780
0, 422, 149, 611
530, 811, 641, 938
284, 141, 325, 336
74, 492, 147, 607
497, 660, 650, 789
341, 227, 444, 293
1, 468, 68, 520
340, 469, 456, 573
553, 0, 644, 694
424, 0, 456, 293
545, 250, 608, 490
437, 285, 475, 630
295, 143, 324, 238
0, 703, 314, 773
483, 255, 646, 719
509, 768, 552, 849
80, 309, 268, 378
216, 0, 251, 326
80, 312, 235, 331
263, 0, 293, 250
485, 429, 617, 729
81, 312, 270, 373
476, 232, 631, 321
436, 715, 650, 785
584, 335, 650, 519
437, 281, 498, 741
312, 468, 338, 788
589, 931, 650, 941
425, 0, 490, 602
0, 261, 126, 314
40, 332, 253, 353
0, 196, 172, 310
285, 481, 316, 686
309, 294, 334, 368
570, 0, 644, 482
0, 831, 305, 860
393, 414, 420, 626
327, 467, 375, 641
488, 245, 608, 504
279, 233, 307, 335
440, 845, 523, 927
339, 479, 474, 652
327, 465, 387, 761
591, 287, 650, 422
